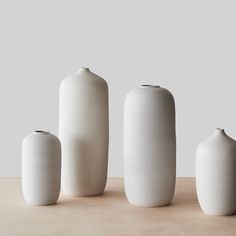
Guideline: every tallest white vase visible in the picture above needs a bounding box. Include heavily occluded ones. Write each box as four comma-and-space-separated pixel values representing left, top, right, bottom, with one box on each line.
59, 67, 109, 196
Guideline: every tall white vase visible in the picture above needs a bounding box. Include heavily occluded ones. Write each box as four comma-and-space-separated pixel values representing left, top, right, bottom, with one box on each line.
124, 85, 176, 207
22, 131, 61, 206
59, 67, 109, 196
196, 128, 236, 215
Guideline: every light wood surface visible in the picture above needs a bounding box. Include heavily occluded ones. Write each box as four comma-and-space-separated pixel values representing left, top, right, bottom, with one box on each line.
0, 178, 235, 236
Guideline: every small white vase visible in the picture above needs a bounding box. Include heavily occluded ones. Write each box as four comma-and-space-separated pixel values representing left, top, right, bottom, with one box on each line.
124, 85, 176, 207
22, 131, 61, 206
59, 67, 109, 196
196, 128, 236, 215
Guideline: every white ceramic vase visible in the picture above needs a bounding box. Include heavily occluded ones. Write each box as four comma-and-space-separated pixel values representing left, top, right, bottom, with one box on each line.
22, 131, 61, 206
59, 67, 109, 196
196, 128, 236, 215
124, 85, 176, 207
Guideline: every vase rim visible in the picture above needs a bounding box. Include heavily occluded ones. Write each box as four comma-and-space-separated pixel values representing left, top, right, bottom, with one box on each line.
79, 67, 90, 72
216, 128, 224, 131
34, 130, 49, 134
214, 128, 226, 135
140, 85, 160, 88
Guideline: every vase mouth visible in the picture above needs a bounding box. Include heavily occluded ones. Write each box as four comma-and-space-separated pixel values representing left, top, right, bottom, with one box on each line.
216, 128, 224, 131
214, 128, 226, 135
79, 67, 90, 72
34, 130, 49, 134
140, 85, 160, 88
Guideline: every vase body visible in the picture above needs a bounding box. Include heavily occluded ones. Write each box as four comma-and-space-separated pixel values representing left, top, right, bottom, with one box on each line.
196, 129, 236, 215
59, 67, 109, 196
124, 85, 176, 207
22, 131, 61, 205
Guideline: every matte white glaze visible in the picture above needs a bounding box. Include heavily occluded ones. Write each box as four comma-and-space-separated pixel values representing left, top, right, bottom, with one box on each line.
22, 131, 61, 205
196, 128, 236, 215
124, 85, 176, 207
59, 68, 109, 196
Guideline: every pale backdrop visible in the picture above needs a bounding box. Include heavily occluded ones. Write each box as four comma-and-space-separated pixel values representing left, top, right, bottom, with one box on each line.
1, 0, 236, 177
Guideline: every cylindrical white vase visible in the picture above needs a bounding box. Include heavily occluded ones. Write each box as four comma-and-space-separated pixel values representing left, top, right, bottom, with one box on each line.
124, 85, 176, 207
196, 128, 236, 215
59, 67, 109, 196
22, 131, 61, 206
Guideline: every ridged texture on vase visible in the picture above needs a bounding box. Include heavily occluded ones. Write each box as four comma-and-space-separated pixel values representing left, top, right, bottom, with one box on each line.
22, 131, 61, 206
59, 67, 109, 196
196, 128, 236, 215
124, 85, 176, 207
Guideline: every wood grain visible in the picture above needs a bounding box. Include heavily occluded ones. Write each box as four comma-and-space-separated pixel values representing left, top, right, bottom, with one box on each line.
0, 178, 235, 236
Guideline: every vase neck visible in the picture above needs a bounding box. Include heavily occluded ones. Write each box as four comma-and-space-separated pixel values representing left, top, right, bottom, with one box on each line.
79, 67, 90, 72
213, 128, 226, 136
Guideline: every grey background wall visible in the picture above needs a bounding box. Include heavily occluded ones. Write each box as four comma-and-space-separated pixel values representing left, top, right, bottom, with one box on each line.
0, 0, 236, 177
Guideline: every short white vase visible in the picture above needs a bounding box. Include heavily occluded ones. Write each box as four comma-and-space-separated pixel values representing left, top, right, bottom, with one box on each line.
124, 85, 176, 207
22, 131, 61, 206
196, 128, 236, 215
59, 67, 109, 196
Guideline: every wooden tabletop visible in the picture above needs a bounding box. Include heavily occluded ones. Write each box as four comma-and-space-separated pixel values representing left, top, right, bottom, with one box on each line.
0, 178, 235, 236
